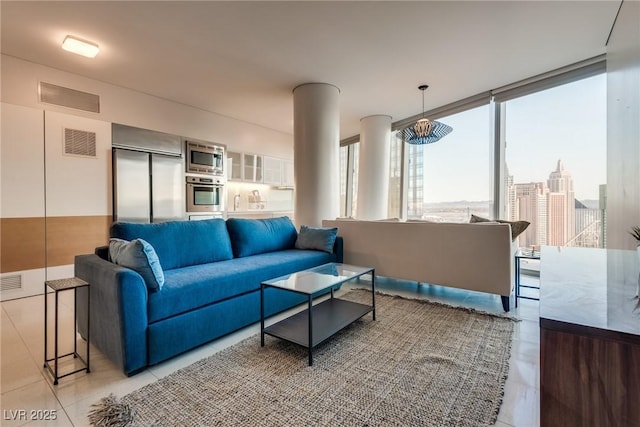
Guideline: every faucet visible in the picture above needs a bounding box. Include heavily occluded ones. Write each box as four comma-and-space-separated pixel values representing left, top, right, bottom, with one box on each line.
233, 194, 240, 211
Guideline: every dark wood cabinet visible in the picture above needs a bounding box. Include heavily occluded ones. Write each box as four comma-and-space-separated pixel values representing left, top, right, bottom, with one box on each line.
540, 324, 640, 426
539, 247, 640, 427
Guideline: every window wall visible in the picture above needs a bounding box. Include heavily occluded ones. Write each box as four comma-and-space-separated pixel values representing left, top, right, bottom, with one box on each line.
339, 145, 348, 217
351, 144, 359, 217
338, 142, 360, 218
340, 136, 401, 219
405, 105, 492, 221
388, 132, 403, 218
339, 57, 606, 249
504, 74, 607, 249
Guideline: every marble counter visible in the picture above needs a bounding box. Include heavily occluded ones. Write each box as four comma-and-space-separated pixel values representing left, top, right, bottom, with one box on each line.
539, 246, 640, 426
539, 246, 640, 339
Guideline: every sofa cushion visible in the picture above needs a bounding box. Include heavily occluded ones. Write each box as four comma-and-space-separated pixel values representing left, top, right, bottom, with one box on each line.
109, 238, 165, 291
110, 219, 233, 270
226, 216, 297, 258
148, 249, 334, 323
295, 225, 338, 253
469, 214, 530, 241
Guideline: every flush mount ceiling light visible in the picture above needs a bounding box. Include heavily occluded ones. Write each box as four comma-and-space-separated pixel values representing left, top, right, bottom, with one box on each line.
62, 35, 99, 58
403, 84, 452, 145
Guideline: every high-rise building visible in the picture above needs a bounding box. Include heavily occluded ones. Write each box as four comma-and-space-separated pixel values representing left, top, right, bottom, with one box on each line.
513, 182, 547, 248
406, 144, 424, 218
507, 160, 605, 249
505, 169, 516, 222
547, 192, 568, 245
547, 160, 575, 245
508, 160, 585, 248
388, 133, 403, 218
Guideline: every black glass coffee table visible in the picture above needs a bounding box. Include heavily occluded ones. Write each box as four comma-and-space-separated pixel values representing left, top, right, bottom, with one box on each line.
260, 262, 375, 366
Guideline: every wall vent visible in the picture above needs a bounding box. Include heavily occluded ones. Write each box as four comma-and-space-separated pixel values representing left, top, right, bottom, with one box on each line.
64, 128, 97, 157
39, 82, 100, 113
0, 274, 22, 292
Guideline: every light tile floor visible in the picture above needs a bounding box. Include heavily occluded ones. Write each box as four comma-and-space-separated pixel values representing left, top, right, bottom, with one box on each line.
1, 276, 540, 426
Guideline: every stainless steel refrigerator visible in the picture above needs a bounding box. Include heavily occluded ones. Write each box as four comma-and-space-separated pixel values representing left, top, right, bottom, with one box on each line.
112, 124, 185, 223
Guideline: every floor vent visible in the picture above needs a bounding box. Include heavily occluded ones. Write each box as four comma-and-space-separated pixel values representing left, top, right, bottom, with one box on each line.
1, 274, 22, 292
64, 128, 97, 157
39, 82, 100, 113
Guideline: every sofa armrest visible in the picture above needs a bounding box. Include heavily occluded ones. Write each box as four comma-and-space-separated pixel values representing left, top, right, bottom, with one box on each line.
74, 254, 149, 376
333, 236, 344, 263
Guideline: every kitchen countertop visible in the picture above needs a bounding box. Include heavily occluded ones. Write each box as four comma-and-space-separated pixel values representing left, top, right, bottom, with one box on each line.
539, 246, 640, 340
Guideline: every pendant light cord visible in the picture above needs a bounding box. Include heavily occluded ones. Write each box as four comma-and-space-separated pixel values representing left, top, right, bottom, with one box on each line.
418, 84, 429, 119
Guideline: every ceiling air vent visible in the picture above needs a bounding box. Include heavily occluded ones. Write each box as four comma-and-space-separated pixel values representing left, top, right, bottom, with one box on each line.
39, 82, 100, 113
0, 274, 22, 292
64, 128, 97, 157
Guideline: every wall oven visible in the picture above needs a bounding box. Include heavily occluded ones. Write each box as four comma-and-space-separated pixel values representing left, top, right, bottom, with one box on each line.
186, 176, 224, 213
186, 140, 224, 176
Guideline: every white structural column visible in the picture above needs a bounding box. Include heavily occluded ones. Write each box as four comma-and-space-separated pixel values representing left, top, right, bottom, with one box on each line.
357, 115, 391, 220
293, 83, 340, 227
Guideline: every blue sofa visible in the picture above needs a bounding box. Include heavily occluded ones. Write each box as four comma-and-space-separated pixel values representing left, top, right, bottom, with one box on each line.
74, 217, 343, 376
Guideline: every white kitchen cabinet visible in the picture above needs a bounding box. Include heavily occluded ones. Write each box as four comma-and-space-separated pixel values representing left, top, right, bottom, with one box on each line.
227, 151, 261, 182
263, 156, 283, 185
227, 151, 243, 181
243, 153, 263, 183
227, 150, 292, 187
263, 156, 294, 187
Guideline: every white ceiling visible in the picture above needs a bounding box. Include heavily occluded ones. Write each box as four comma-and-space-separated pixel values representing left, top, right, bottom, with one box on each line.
1, 1, 620, 140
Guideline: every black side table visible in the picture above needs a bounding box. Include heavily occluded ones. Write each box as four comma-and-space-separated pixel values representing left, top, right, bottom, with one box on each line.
44, 277, 90, 385
515, 250, 541, 308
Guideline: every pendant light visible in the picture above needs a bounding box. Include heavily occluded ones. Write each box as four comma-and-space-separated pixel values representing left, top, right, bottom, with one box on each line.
403, 85, 452, 145
414, 85, 433, 136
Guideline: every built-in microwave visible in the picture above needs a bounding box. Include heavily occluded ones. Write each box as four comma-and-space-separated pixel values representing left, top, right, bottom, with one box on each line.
186, 176, 224, 213
186, 140, 224, 176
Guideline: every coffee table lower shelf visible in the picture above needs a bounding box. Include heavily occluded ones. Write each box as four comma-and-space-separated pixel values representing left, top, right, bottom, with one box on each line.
263, 298, 373, 358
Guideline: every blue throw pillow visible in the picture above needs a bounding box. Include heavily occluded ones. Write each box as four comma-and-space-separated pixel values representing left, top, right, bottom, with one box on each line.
295, 225, 338, 253
226, 216, 297, 258
109, 238, 165, 291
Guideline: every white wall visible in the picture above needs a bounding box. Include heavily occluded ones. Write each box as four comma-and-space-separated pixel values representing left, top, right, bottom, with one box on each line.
0, 103, 47, 299
1, 55, 294, 158
1, 103, 45, 218
44, 111, 112, 216
606, 1, 640, 250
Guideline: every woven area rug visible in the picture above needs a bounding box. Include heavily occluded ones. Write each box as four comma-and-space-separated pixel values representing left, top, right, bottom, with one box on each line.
89, 290, 515, 427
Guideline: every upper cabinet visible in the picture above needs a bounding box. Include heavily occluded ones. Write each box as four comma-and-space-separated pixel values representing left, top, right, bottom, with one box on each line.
226, 151, 293, 187
227, 151, 243, 181
263, 156, 294, 187
263, 156, 282, 185
227, 151, 293, 187
243, 153, 263, 183
227, 151, 263, 183
282, 159, 294, 187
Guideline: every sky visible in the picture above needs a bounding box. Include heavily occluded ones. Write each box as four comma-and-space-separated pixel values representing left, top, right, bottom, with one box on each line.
422, 74, 607, 202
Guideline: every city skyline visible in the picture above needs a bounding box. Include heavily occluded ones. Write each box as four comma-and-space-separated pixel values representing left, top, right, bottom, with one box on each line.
418, 158, 603, 206
412, 159, 604, 249
421, 74, 606, 203
507, 160, 603, 248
